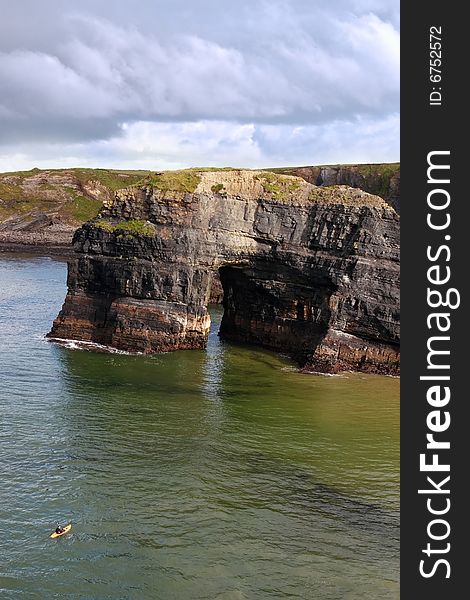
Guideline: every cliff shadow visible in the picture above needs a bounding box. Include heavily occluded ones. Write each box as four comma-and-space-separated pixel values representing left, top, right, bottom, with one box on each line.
216, 260, 337, 367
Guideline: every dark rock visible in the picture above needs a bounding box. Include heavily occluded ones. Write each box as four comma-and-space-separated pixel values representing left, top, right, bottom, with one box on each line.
49, 170, 400, 374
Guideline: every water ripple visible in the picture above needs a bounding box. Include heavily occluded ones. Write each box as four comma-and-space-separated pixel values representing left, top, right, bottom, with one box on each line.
0, 255, 399, 599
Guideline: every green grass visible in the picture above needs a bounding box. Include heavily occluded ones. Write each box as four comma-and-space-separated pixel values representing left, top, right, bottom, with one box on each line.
70, 195, 102, 222
353, 163, 400, 198
265, 167, 298, 175
71, 169, 149, 191
255, 172, 301, 200
269, 163, 400, 200
1, 164, 400, 228
1, 167, 149, 183
0, 183, 54, 216
307, 185, 385, 207
0, 182, 24, 201
0, 168, 153, 226
94, 219, 155, 236
0, 167, 42, 178
211, 183, 225, 194
186, 167, 237, 172
141, 171, 201, 193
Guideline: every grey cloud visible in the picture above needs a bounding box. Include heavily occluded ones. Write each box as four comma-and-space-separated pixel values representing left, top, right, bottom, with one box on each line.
1, 3, 398, 122
0, 0, 399, 168
0, 1, 399, 51
0, 117, 122, 145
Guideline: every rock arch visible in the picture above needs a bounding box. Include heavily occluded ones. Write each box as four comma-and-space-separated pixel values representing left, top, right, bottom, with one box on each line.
217, 260, 336, 365
49, 170, 400, 374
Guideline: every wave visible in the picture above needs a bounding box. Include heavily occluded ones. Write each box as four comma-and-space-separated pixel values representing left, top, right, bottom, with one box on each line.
46, 336, 143, 355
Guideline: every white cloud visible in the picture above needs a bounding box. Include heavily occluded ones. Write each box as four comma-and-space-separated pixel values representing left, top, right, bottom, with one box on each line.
0, 116, 399, 172
0, 1, 399, 169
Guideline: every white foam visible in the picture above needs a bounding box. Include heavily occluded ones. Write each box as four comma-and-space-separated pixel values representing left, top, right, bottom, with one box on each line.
47, 337, 143, 355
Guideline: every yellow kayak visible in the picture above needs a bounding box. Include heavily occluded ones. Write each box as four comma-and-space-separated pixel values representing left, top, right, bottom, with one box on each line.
50, 524, 72, 538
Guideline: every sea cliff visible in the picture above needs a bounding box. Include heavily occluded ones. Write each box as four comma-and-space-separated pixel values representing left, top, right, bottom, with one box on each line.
49, 169, 400, 374
0, 163, 400, 252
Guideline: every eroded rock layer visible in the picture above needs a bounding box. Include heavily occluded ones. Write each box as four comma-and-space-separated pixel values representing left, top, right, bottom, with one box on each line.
49, 170, 400, 374
274, 163, 400, 213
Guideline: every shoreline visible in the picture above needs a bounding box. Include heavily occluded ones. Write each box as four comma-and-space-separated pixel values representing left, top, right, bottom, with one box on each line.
0, 240, 73, 259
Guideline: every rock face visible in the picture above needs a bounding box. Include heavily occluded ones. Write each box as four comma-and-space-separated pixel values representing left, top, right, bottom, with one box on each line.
0, 164, 400, 253
274, 163, 400, 213
49, 170, 400, 374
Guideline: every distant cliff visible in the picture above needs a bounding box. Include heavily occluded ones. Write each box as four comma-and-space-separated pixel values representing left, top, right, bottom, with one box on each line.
0, 168, 149, 252
0, 163, 400, 252
271, 163, 400, 213
49, 169, 400, 375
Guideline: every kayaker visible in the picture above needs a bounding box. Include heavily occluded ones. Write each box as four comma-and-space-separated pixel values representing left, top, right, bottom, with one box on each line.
55, 525, 65, 535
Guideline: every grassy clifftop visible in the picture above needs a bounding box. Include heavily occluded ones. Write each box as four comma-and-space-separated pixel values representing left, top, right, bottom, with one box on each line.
269, 163, 400, 211
0, 168, 150, 225
0, 163, 399, 251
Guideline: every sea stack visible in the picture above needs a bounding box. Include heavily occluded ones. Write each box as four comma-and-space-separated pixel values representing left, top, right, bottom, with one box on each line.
48, 170, 400, 374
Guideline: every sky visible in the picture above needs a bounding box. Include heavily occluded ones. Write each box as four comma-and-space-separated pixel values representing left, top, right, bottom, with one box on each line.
0, 0, 399, 171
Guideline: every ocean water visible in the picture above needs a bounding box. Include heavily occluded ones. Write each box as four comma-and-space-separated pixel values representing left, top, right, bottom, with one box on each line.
0, 255, 399, 600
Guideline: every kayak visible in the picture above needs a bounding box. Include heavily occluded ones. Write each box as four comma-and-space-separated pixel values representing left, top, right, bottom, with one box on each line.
50, 524, 72, 538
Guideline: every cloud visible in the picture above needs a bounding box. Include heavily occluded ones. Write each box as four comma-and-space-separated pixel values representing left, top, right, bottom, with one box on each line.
0, 0, 399, 169
0, 116, 399, 172
1, 10, 399, 123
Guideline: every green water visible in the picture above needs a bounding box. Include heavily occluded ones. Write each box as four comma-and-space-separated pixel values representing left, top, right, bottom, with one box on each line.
0, 255, 399, 599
